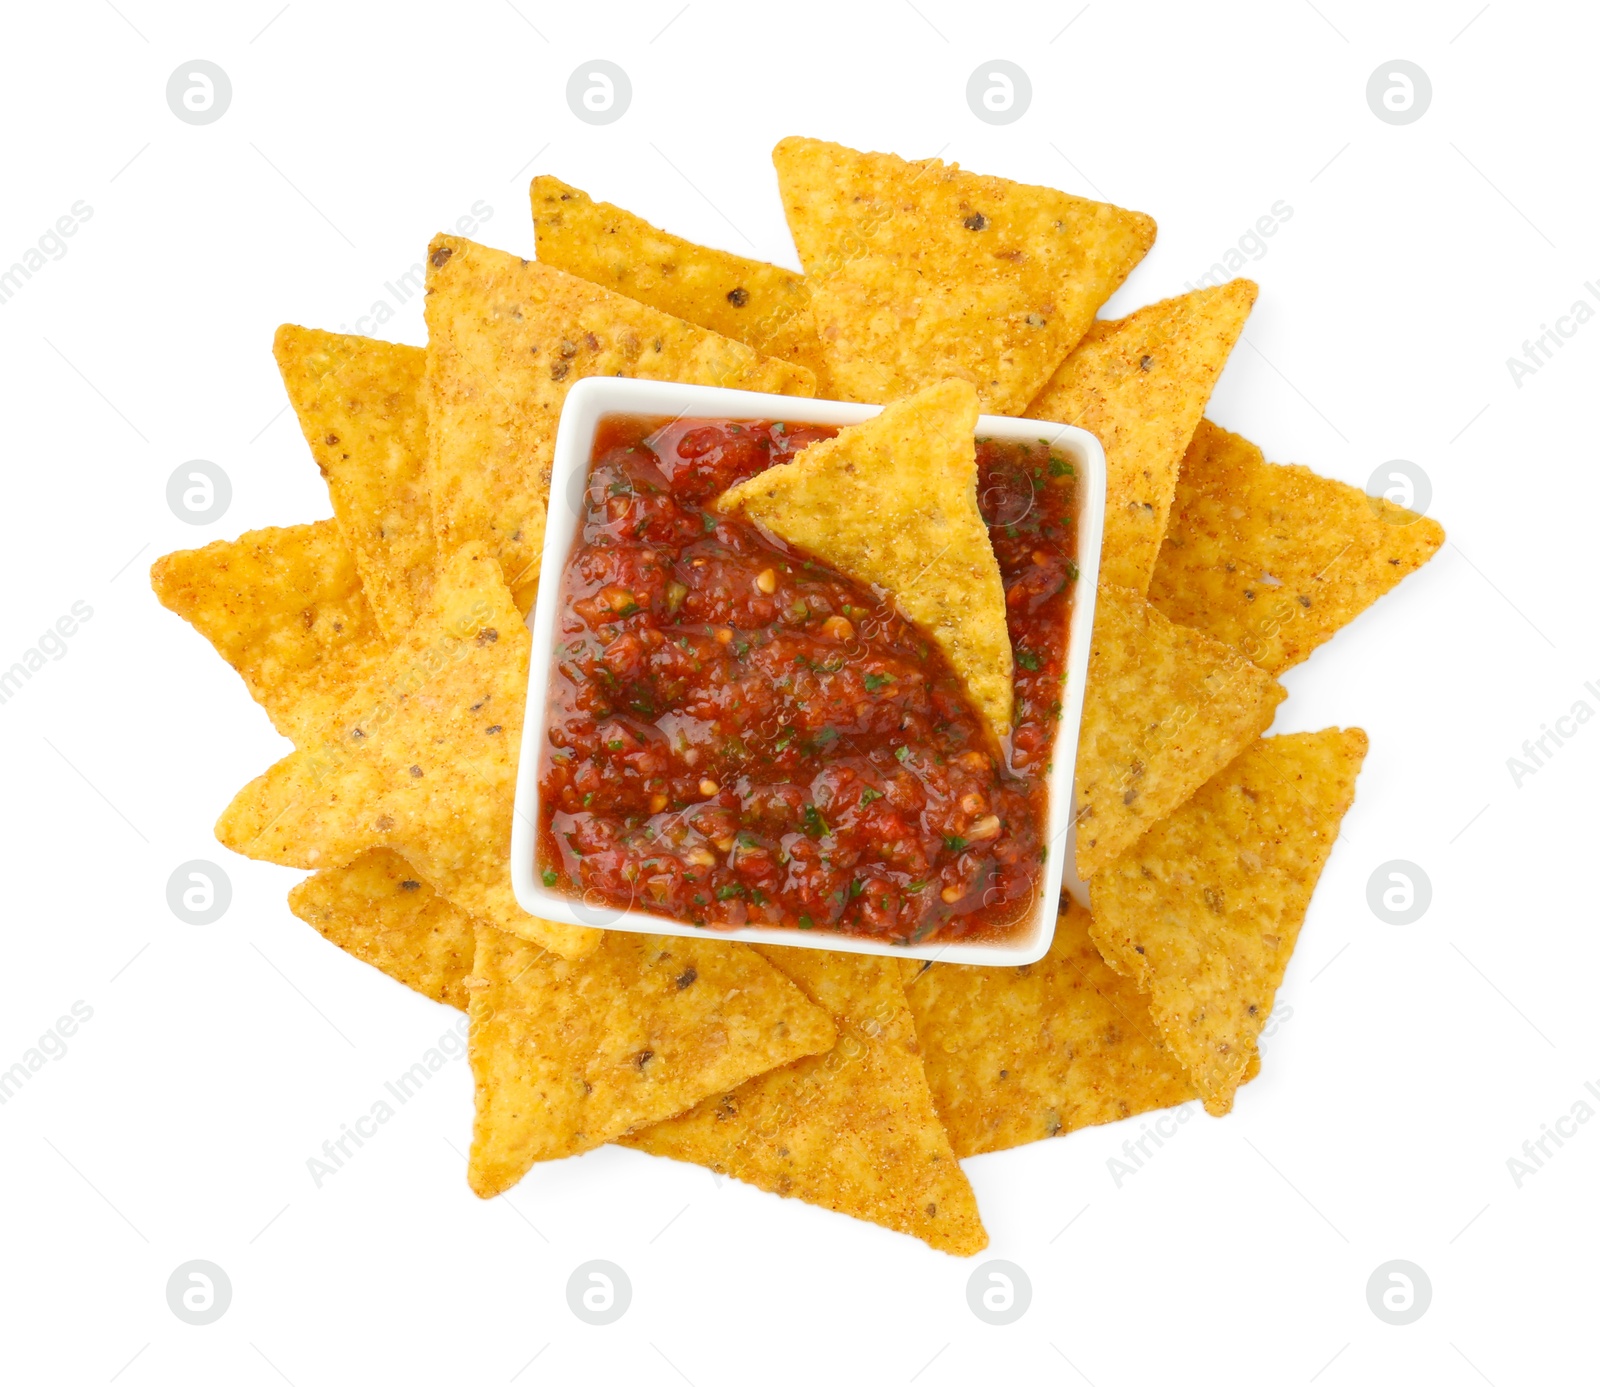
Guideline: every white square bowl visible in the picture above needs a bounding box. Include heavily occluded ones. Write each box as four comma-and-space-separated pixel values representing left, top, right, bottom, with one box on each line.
510, 377, 1103, 966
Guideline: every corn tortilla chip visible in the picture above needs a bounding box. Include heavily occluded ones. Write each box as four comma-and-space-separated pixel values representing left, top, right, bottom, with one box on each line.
288, 849, 474, 1009
1089, 729, 1368, 1115
772, 136, 1155, 413
150, 520, 386, 744
1029, 281, 1256, 593
215, 543, 598, 960
716, 379, 1013, 740
904, 900, 1198, 1157
424, 235, 816, 611
1149, 422, 1446, 673
273, 326, 435, 639
625, 949, 986, 1256
467, 924, 835, 1197
530, 176, 830, 389
1074, 585, 1284, 878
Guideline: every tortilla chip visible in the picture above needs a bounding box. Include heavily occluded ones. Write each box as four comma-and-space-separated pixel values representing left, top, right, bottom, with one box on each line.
424, 235, 816, 612
215, 543, 598, 961
624, 949, 986, 1256
273, 326, 435, 639
904, 900, 1197, 1157
1148, 422, 1446, 673
1089, 729, 1368, 1115
1029, 281, 1257, 593
287, 849, 474, 1009
150, 520, 386, 743
467, 924, 835, 1196
530, 176, 830, 389
772, 136, 1155, 413
716, 379, 1012, 740
1074, 585, 1284, 878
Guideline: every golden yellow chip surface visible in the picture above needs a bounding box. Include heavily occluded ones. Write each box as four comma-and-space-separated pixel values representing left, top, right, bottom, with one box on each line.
1090, 729, 1368, 1115
1029, 281, 1256, 592
150, 520, 386, 744
1074, 584, 1284, 878
273, 326, 435, 638
215, 543, 596, 960
1149, 421, 1445, 673
905, 900, 1202, 1157
531, 176, 829, 388
288, 849, 475, 1010
625, 949, 987, 1256
773, 136, 1155, 413
468, 924, 835, 1197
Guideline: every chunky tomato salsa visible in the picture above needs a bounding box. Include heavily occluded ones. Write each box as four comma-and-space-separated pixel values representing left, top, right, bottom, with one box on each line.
536, 415, 1079, 945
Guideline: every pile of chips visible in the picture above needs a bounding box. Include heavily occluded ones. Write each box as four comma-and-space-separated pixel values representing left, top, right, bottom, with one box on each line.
152, 138, 1443, 1255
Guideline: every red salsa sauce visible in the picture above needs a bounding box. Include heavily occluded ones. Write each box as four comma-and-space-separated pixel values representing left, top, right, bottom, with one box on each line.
537, 415, 1078, 945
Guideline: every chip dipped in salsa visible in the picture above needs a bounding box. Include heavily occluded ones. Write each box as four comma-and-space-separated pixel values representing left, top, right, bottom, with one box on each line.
536, 414, 1079, 945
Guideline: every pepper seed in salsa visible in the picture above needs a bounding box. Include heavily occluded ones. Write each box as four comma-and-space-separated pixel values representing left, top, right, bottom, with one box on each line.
537, 415, 1079, 945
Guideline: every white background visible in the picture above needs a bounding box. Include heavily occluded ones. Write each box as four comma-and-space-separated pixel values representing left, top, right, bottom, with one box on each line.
1, 1, 1595, 1382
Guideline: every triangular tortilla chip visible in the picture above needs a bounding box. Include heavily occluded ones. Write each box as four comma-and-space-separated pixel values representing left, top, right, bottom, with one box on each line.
1148, 421, 1446, 673
467, 924, 835, 1196
905, 900, 1201, 1157
288, 849, 474, 1009
1074, 585, 1284, 878
1089, 729, 1368, 1115
273, 326, 435, 639
1029, 281, 1257, 593
424, 235, 816, 612
530, 176, 830, 389
150, 520, 386, 743
715, 379, 1013, 739
624, 949, 986, 1256
772, 136, 1155, 413
215, 543, 597, 960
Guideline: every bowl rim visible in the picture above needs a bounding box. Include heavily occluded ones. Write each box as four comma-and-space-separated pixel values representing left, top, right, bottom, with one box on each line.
509, 376, 1104, 967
